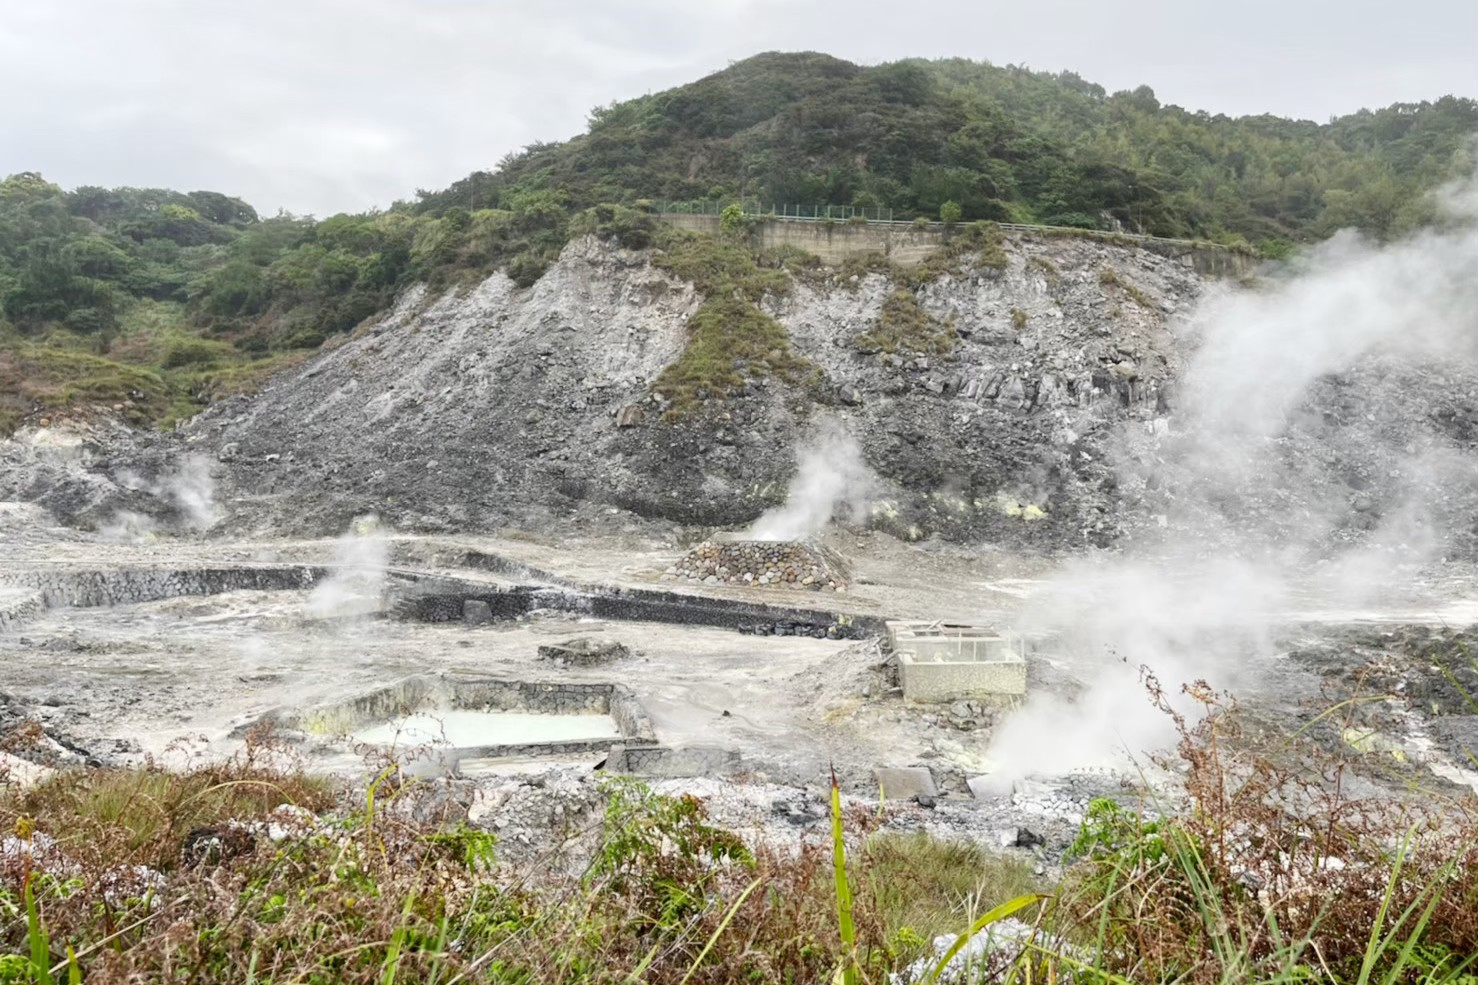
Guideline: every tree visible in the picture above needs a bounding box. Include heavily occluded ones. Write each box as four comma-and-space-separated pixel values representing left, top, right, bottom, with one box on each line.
719, 203, 747, 235
939, 200, 962, 225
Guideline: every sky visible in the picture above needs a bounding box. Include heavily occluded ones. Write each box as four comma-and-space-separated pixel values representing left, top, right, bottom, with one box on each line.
3, 0, 1474, 216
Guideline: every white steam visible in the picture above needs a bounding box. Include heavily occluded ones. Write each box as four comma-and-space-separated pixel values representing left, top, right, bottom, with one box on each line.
747, 423, 875, 541
166, 454, 220, 530
987, 174, 1478, 786
100, 453, 220, 542
307, 515, 389, 620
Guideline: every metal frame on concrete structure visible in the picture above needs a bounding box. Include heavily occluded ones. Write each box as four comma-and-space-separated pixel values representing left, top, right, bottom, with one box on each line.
888, 620, 1027, 703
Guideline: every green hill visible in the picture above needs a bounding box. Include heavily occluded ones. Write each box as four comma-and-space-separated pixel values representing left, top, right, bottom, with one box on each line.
2, 51, 1474, 432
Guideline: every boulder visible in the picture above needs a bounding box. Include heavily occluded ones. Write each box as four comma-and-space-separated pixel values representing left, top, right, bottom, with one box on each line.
536, 637, 631, 666
462, 599, 492, 626
875, 766, 937, 803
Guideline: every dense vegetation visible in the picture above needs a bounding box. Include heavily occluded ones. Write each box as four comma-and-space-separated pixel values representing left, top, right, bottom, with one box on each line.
3, 51, 1474, 432
426, 52, 1478, 247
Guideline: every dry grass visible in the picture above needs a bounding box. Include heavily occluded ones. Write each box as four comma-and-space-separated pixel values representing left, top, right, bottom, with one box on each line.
1098, 265, 1157, 310
855, 289, 955, 356
1041, 673, 1478, 983
0, 737, 1032, 984
7, 682, 1478, 983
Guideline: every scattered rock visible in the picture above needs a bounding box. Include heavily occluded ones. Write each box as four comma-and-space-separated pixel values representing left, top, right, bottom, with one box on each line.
181, 824, 256, 867
536, 637, 631, 666
1014, 827, 1045, 849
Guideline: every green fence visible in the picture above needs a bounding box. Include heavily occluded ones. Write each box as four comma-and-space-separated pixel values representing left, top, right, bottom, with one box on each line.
656, 201, 897, 222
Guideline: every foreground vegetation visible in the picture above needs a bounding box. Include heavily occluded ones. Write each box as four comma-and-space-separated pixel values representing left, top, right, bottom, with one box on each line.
4, 681, 1478, 984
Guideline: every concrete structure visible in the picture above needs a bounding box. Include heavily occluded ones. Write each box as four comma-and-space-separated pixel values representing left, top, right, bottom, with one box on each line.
874, 765, 938, 801
660, 213, 944, 265
658, 212, 1258, 276
888, 620, 1027, 703
281, 673, 659, 764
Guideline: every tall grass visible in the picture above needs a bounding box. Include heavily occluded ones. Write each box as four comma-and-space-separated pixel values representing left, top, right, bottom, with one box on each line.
5, 683, 1478, 983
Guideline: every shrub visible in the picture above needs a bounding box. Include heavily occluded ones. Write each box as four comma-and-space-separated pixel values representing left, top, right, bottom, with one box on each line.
939, 200, 962, 225
1099, 265, 1156, 309
719, 203, 747, 235
160, 336, 231, 369
856, 289, 955, 356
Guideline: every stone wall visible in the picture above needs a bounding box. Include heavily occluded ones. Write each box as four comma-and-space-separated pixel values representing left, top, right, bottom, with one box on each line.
613, 743, 742, 777
281, 673, 658, 756
897, 653, 1028, 703
669, 540, 848, 591
0, 564, 323, 625
0, 589, 43, 634
659, 214, 1257, 276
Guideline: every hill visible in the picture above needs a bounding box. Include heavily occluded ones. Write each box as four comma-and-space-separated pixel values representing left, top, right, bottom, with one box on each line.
422, 52, 1477, 246
1, 51, 1474, 433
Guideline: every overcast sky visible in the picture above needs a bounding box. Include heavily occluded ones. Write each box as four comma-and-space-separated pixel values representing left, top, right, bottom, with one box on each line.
4, 0, 1474, 216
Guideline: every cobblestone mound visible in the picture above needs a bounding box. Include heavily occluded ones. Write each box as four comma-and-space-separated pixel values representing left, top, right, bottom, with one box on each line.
667, 540, 848, 591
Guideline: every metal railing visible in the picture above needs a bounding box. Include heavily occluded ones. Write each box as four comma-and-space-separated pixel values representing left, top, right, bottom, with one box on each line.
656, 201, 895, 222
655, 202, 1240, 251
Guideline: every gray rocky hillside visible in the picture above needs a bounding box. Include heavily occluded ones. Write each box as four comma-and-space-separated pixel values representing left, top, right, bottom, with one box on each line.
182, 231, 1203, 550
8, 226, 1478, 560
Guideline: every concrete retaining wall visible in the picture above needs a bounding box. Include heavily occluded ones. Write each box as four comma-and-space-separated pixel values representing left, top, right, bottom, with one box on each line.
282, 673, 659, 762
659, 213, 1257, 277
661, 213, 942, 264
898, 653, 1027, 702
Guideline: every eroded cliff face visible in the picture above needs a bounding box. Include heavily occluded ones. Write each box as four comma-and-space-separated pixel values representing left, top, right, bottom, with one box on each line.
10, 228, 1478, 560
171, 232, 1203, 548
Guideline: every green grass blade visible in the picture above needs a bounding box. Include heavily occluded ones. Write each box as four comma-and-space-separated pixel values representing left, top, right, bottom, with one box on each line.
830, 764, 858, 985
25, 876, 55, 985
678, 876, 763, 985
921, 893, 1045, 985
379, 891, 418, 985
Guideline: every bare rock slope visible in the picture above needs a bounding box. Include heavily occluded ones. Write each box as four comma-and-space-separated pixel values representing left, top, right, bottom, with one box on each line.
188, 233, 1208, 548
10, 228, 1478, 559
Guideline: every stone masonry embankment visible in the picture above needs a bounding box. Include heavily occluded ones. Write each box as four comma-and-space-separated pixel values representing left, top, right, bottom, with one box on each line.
281, 674, 657, 762
0, 564, 324, 631
16, 565, 324, 608
0, 589, 44, 634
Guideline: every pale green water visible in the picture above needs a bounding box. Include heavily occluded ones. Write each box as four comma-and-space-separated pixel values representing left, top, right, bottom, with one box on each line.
355, 709, 620, 747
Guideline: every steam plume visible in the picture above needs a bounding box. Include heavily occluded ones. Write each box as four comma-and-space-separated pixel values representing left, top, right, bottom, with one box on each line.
986, 173, 1478, 786
307, 515, 389, 620
746, 422, 875, 541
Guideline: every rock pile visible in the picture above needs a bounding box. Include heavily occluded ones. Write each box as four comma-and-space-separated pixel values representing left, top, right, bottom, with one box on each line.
666, 540, 848, 591
536, 637, 631, 666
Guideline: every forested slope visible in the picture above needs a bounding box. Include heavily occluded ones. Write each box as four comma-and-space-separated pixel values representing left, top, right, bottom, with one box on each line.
3, 52, 1473, 433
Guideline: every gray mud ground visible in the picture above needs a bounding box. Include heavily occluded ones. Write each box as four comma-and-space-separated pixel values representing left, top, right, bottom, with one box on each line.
5, 516, 1478, 861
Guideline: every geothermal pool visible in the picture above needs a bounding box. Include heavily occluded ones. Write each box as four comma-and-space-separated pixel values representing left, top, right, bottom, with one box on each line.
354, 710, 622, 748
